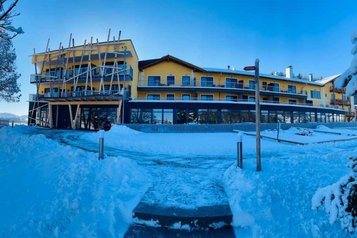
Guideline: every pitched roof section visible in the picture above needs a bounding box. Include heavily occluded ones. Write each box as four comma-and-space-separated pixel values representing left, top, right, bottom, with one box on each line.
138, 55, 206, 72
315, 74, 341, 85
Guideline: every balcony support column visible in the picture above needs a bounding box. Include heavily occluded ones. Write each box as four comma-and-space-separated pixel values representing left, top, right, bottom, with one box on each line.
48, 102, 53, 128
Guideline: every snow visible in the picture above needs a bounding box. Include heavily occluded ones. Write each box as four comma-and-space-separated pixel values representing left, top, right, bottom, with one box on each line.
312, 158, 356, 234
334, 30, 357, 96
0, 126, 150, 237
1, 124, 357, 237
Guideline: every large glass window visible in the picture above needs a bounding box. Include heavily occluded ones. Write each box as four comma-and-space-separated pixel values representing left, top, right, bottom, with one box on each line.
310, 90, 321, 99
261, 110, 269, 123
198, 109, 218, 124
163, 109, 173, 124
176, 109, 197, 124
226, 96, 238, 101
248, 97, 255, 102
167, 75, 175, 86
221, 109, 240, 123
201, 76, 214, 87
182, 94, 190, 100
288, 85, 297, 94
148, 76, 161, 86
272, 83, 280, 92
226, 78, 237, 88
201, 95, 213, 101
153, 109, 163, 124
182, 76, 190, 86
147, 94, 160, 100
249, 80, 255, 89
166, 94, 175, 100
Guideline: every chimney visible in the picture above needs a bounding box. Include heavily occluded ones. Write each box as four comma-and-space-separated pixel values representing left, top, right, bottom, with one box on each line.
308, 73, 313, 81
285, 66, 293, 78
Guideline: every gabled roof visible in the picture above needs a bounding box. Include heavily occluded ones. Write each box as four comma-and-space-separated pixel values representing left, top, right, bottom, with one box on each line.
314, 74, 341, 85
138, 55, 206, 72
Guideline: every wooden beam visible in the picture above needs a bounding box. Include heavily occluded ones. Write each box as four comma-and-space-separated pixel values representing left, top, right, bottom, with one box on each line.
68, 104, 74, 129
48, 102, 53, 128
50, 100, 120, 106
117, 99, 122, 123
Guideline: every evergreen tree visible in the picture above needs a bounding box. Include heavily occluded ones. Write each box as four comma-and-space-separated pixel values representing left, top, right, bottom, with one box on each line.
0, 0, 23, 39
0, 0, 22, 102
0, 35, 20, 102
335, 31, 357, 96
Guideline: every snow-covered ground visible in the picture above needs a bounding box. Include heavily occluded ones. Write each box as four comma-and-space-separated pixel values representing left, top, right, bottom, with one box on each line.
0, 124, 356, 237
0, 126, 150, 237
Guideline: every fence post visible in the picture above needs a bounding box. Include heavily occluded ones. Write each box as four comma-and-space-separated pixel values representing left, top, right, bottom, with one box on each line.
99, 130, 104, 160
237, 132, 243, 169
277, 122, 281, 142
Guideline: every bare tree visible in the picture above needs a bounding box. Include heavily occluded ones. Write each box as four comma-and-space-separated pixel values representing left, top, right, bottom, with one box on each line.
0, 0, 23, 39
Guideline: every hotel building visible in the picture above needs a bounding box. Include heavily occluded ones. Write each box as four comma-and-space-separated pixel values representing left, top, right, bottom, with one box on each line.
28, 36, 355, 129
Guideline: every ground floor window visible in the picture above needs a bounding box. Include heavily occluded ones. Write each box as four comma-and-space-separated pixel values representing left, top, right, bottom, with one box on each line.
128, 107, 345, 124
80, 107, 117, 130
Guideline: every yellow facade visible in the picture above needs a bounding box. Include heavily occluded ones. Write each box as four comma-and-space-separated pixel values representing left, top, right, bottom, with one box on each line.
29, 38, 355, 128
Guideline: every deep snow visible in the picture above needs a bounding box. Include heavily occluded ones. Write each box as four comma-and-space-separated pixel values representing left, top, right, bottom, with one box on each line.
0, 124, 356, 237
0, 126, 150, 237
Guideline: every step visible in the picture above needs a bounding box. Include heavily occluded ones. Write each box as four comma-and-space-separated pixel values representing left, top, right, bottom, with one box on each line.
130, 202, 233, 230
124, 223, 235, 238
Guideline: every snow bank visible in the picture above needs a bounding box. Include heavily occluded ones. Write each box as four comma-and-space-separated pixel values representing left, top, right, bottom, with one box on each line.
0, 126, 150, 237
312, 158, 356, 234
223, 136, 356, 237
80, 125, 243, 157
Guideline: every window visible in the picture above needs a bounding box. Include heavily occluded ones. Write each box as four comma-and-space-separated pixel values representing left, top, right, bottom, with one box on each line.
288, 85, 296, 94
226, 96, 237, 101
147, 94, 160, 100
272, 83, 279, 92
310, 90, 321, 99
148, 76, 161, 86
249, 80, 255, 89
288, 99, 297, 104
273, 97, 280, 103
163, 109, 173, 124
201, 76, 214, 87
201, 95, 213, 101
226, 78, 237, 88
167, 75, 175, 86
182, 76, 190, 86
248, 96, 255, 102
182, 94, 190, 100
166, 94, 175, 100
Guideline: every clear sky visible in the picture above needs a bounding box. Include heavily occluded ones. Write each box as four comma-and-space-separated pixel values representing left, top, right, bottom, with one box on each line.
1, 0, 357, 115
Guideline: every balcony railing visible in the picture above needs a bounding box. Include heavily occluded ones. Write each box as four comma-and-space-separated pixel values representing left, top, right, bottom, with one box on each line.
135, 97, 321, 107
330, 86, 345, 94
139, 82, 308, 96
29, 90, 127, 101
331, 99, 350, 106
30, 65, 134, 83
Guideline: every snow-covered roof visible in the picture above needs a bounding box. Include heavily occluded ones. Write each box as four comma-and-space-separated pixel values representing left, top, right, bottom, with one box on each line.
314, 74, 341, 85
203, 68, 339, 87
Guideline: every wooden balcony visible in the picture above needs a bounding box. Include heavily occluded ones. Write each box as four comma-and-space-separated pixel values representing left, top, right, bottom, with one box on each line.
330, 99, 350, 106
329, 86, 345, 94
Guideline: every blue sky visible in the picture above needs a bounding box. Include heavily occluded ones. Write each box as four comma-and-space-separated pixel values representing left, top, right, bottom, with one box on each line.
1, 0, 357, 115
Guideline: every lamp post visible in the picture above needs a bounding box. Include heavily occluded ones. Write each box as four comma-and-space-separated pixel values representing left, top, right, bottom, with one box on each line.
244, 59, 261, 171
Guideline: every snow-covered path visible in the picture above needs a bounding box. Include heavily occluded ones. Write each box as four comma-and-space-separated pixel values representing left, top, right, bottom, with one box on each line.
32, 128, 233, 209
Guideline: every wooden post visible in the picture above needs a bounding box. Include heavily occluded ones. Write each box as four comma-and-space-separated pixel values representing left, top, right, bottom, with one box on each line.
48, 102, 53, 128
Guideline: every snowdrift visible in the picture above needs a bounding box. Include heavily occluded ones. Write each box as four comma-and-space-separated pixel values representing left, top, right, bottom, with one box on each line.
0, 126, 150, 237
